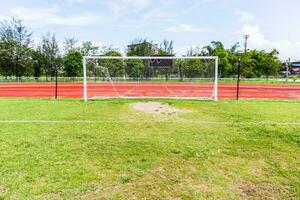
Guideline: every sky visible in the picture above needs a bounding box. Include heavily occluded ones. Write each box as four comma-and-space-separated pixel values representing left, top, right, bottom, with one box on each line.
0, 0, 300, 60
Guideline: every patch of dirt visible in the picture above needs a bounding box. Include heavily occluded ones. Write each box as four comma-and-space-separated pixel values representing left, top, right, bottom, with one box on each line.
131, 102, 191, 114
237, 183, 257, 197
0, 185, 5, 195
34, 193, 62, 200
235, 182, 294, 200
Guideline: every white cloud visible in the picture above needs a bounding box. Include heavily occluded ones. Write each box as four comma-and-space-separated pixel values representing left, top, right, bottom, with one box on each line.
0, 14, 9, 21
141, 9, 175, 23
9, 5, 100, 27
236, 10, 255, 23
105, 0, 151, 16
165, 24, 209, 33
237, 25, 300, 60
192, 0, 220, 6
66, 0, 89, 3
120, 0, 151, 7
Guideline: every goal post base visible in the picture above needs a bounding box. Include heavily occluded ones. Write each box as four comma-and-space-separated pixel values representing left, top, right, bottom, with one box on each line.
90, 96, 216, 101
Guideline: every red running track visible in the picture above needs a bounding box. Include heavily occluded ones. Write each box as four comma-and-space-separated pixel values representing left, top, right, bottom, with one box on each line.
0, 82, 300, 100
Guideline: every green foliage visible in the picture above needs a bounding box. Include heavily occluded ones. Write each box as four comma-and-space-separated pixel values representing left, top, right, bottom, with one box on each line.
80, 42, 100, 77
39, 33, 61, 79
0, 17, 285, 79
157, 40, 174, 55
238, 49, 281, 78
258, 49, 281, 78
182, 59, 202, 78
0, 18, 33, 78
63, 51, 83, 77
125, 59, 144, 78
203, 41, 235, 77
30, 48, 45, 78
80, 41, 99, 56
201, 41, 282, 78
64, 37, 79, 53
240, 52, 257, 78
100, 49, 124, 77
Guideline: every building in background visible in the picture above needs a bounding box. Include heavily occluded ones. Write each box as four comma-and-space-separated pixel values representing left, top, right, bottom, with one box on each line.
291, 61, 300, 75
127, 42, 158, 56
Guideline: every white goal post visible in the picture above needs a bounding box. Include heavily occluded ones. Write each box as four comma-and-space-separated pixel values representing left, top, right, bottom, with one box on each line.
83, 56, 219, 102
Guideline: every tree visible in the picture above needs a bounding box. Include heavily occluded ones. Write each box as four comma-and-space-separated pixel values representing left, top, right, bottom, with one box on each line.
64, 37, 78, 53
79, 42, 99, 78
255, 49, 281, 79
240, 52, 257, 78
0, 22, 286, 80
100, 48, 124, 77
0, 39, 13, 77
186, 46, 202, 56
233, 49, 281, 78
182, 59, 203, 79
30, 47, 45, 79
157, 40, 174, 55
80, 41, 99, 56
63, 51, 83, 77
181, 46, 216, 80
125, 59, 144, 78
0, 18, 33, 79
40, 33, 61, 80
202, 41, 233, 77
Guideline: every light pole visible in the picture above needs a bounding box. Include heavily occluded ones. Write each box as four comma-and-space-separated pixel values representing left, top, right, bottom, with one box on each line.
55, 67, 58, 99
237, 58, 241, 100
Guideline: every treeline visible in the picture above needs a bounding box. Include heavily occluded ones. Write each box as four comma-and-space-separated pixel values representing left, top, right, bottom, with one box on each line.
0, 18, 282, 79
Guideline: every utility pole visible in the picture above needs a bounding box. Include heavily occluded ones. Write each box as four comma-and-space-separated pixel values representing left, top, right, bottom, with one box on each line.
236, 35, 249, 101
243, 34, 250, 53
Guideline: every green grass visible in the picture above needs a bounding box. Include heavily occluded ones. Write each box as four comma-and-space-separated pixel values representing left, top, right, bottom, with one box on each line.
0, 98, 299, 199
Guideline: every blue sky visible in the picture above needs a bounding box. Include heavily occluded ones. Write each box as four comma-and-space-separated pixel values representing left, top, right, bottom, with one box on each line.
1, 0, 300, 60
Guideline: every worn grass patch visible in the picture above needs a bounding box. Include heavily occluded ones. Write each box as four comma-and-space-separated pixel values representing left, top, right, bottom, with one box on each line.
0, 98, 299, 199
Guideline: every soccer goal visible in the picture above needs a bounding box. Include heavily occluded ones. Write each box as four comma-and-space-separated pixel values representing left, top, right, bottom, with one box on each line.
83, 56, 218, 101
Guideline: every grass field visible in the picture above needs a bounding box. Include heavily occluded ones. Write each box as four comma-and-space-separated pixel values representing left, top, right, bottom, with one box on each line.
0, 98, 299, 199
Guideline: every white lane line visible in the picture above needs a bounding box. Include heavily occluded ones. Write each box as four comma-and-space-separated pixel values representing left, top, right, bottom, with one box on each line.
124, 85, 140, 95
164, 85, 177, 97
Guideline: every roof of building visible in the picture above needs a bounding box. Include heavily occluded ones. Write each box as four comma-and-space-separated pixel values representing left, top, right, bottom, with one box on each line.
127, 42, 153, 47
292, 62, 300, 67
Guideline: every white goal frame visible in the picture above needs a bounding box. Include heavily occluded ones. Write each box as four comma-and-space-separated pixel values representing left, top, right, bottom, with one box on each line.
83, 56, 219, 102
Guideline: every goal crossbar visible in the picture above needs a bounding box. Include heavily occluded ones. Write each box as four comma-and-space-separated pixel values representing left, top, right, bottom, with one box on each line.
83, 56, 219, 102
83, 56, 218, 60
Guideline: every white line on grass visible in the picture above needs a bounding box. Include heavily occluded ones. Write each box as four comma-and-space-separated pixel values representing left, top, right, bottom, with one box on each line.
0, 120, 95, 123
0, 120, 300, 126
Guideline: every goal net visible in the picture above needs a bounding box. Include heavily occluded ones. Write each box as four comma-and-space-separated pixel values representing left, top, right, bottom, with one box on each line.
83, 56, 218, 101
